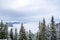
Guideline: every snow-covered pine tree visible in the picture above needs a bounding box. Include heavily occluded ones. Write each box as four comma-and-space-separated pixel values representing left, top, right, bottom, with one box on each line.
29, 30, 32, 40
10, 28, 13, 40
50, 16, 57, 40
36, 32, 42, 40
0, 20, 3, 39
14, 28, 17, 40
19, 23, 27, 40
0, 20, 6, 39
40, 18, 47, 40
36, 21, 42, 40
4, 22, 8, 39
46, 25, 50, 40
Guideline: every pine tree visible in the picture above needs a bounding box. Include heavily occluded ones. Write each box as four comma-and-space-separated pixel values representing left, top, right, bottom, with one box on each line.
0, 20, 6, 39
40, 18, 47, 40
46, 25, 50, 40
0, 20, 3, 39
19, 23, 27, 40
37, 21, 42, 40
14, 28, 17, 40
50, 16, 57, 40
29, 30, 32, 40
10, 28, 13, 40
36, 32, 41, 40
36, 32, 38, 40
4, 22, 8, 39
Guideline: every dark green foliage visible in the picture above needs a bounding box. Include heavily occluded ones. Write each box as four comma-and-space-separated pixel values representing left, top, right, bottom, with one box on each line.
50, 16, 57, 40
36, 32, 42, 40
19, 23, 27, 40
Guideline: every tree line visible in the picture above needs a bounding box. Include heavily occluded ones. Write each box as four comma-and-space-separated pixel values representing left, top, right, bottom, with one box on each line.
0, 16, 58, 40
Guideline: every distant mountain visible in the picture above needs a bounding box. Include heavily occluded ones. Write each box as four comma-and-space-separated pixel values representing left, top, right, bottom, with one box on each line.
7, 22, 20, 27
7, 22, 20, 24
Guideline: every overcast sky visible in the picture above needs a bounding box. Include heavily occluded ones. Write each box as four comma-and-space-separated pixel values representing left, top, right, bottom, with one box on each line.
0, 0, 60, 33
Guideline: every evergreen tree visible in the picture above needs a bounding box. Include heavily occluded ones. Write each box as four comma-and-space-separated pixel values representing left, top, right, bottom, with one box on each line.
4, 22, 8, 39
37, 21, 42, 40
46, 25, 50, 40
14, 28, 17, 40
0, 20, 4, 28
50, 16, 57, 40
0, 20, 3, 39
19, 23, 27, 40
0, 20, 6, 39
36, 32, 41, 40
40, 18, 47, 40
10, 28, 13, 40
29, 30, 32, 40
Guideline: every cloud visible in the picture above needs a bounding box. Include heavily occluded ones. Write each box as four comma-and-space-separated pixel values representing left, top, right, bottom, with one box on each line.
0, 0, 30, 9
0, 0, 60, 23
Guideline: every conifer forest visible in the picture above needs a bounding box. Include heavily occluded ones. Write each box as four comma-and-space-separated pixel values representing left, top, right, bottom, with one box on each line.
0, 16, 60, 40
